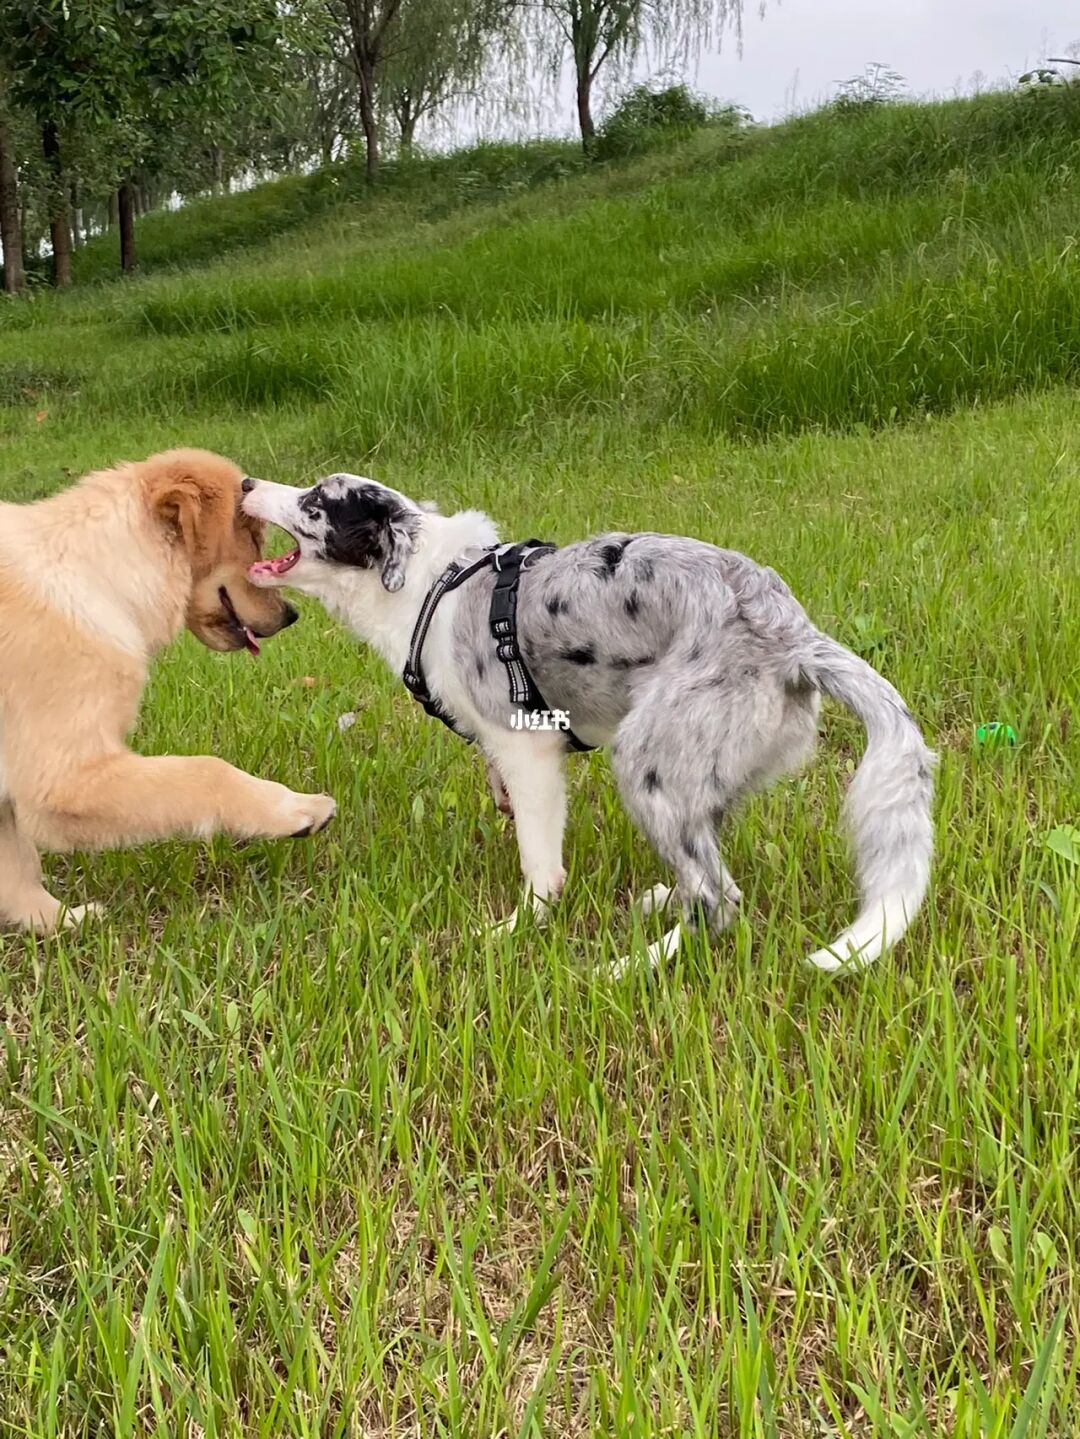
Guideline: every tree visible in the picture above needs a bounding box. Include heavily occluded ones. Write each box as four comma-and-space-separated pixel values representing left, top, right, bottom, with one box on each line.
325, 0, 510, 178
105, 1, 285, 272
0, 1, 110, 286
382, 0, 510, 154
333, 0, 404, 181
521, 0, 744, 152
0, 0, 284, 279
0, 75, 25, 293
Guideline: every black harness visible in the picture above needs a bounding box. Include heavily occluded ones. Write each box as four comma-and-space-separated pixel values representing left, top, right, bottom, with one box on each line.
402, 541, 594, 753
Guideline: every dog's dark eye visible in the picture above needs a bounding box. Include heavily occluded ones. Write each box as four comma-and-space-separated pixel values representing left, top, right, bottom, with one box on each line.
299, 492, 323, 517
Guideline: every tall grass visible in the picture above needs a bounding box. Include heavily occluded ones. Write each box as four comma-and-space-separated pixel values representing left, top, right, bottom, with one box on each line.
6, 87, 1080, 444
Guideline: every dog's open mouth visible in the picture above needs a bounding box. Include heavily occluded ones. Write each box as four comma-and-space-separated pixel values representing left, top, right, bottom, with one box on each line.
218, 586, 261, 656
250, 548, 300, 581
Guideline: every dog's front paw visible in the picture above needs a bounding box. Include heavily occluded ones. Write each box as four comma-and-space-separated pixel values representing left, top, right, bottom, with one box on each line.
478, 891, 557, 939
60, 901, 104, 929
485, 907, 524, 938
264, 786, 337, 839
287, 792, 337, 838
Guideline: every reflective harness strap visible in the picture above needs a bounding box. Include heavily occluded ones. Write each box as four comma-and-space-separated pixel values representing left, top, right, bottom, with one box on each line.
403, 540, 595, 753
490, 543, 553, 711
402, 549, 495, 738
490, 543, 595, 753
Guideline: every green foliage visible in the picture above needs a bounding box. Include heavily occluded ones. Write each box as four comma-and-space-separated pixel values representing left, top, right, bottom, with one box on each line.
520, 0, 744, 146
0, 0, 288, 275
596, 80, 743, 158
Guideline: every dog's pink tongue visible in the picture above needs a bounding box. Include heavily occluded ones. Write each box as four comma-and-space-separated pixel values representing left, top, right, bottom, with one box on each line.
244, 629, 261, 657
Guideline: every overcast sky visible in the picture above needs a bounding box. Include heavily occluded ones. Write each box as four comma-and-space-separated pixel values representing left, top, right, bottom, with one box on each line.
476, 1, 1080, 139
693, 0, 1080, 119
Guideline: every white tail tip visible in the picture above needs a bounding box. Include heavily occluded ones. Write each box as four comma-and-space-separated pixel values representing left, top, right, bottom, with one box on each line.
806, 892, 918, 974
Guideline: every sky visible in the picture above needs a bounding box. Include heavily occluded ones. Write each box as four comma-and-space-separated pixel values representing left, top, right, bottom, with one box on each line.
691, 0, 1080, 120
481, 0, 1080, 139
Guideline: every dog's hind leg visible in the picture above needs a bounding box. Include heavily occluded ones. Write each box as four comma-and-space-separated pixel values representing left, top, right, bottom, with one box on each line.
610, 744, 738, 975
609, 675, 772, 972
0, 801, 99, 933
482, 732, 567, 933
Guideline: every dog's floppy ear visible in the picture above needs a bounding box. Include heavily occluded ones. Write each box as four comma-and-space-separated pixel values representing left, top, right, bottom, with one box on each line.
380, 515, 414, 592
150, 475, 203, 552
322, 483, 418, 590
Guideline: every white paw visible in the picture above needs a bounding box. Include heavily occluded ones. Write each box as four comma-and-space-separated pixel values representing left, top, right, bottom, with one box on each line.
635, 882, 674, 918
478, 892, 556, 939
611, 923, 684, 979
278, 791, 337, 838
717, 881, 743, 931
634, 879, 742, 929
485, 906, 524, 938
60, 902, 104, 929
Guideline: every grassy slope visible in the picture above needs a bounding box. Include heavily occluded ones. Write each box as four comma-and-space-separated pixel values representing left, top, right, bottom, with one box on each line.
1, 93, 1079, 1437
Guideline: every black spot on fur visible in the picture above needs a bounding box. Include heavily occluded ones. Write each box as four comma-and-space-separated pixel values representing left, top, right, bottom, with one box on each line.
687, 644, 702, 664
644, 767, 662, 793
681, 832, 702, 862
562, 644, 596, 666
546, 594, 568, 617
693, 673, 728, 695
636, 558, 655, 583
611, 654, 655, 670
624, 590, 641, 620
596, 541, 626, 577
475, 658, 486, 681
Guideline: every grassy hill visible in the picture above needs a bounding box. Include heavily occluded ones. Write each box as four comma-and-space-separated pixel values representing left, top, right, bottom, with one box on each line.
1, 90, 1079, 1437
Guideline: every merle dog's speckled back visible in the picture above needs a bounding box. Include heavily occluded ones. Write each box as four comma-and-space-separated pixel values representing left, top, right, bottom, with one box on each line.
451, 533, 812, 744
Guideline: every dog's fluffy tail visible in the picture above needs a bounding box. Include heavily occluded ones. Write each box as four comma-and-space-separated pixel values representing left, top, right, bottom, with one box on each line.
802, 634, 935, 972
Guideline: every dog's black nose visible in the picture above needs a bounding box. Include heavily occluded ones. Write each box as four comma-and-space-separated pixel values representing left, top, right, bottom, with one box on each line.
282, 603, 299, 628
241, 476, 257, 494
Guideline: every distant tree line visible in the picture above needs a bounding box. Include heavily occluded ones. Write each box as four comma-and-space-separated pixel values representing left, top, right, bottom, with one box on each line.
0, 0, 742, 290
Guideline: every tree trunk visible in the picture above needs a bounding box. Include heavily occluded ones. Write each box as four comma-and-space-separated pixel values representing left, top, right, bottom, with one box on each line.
397, 96, 417, 157
575, 67, 596, 152
357, 55, 380, 182
211, 144, 225, 194
41, 120, 72, 287
118, 181, 136, 274
71, 180, 83, 248
0, 114, 25, 295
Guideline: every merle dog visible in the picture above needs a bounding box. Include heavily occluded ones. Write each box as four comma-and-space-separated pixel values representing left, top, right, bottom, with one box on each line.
242, 473, 935, 972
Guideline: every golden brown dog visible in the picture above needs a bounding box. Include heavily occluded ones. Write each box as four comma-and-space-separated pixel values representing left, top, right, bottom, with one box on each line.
0, 448, 336, 932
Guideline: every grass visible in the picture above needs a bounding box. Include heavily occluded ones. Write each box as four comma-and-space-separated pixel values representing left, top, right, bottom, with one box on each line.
1, 87, 1080, 1437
